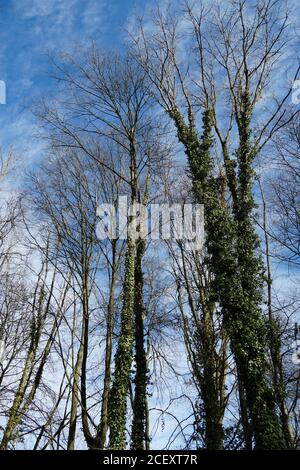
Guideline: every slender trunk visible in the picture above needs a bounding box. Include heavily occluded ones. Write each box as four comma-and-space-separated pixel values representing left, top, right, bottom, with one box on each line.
131, 239, 148, 450
238, 373, 253, 450
202, 336, 224, 449
0, 276, 48, 449
67, 320, 85, 450
80, 265, 96, 449
258, 179, 294, 448
177, 272, 226, 450
97, 240, 117, 449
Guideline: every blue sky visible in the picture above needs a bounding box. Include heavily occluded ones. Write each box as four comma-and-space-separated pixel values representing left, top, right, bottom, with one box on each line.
0, 0, 142, 165
0, 0, 299, 316
1, 0, 299, 169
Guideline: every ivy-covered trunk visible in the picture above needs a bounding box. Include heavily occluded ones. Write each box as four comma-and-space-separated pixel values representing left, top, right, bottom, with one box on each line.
169, 106, 286, 449
108, 236, 136, 449
230, 90, 286, 449
131, 239, 149, 450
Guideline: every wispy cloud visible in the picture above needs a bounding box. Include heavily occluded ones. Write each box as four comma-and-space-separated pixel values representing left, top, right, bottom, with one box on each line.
0, 0, 133, 170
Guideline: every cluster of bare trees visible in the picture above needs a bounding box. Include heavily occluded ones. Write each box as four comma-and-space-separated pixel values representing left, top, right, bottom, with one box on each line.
0, 0, 299, 450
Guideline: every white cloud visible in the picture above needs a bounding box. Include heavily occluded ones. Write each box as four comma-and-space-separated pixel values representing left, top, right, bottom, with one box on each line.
82, 0, 108, 32
15, 0, 60, 19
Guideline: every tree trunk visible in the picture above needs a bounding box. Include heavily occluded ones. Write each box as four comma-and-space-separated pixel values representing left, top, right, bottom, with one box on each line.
131, 239, 148, 450
108, 237, 136, 449
97, 240, 117, 449
169, 105, 286, 449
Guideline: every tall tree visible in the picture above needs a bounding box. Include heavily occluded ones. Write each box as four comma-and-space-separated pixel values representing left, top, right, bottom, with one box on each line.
132, 0, 299, 448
